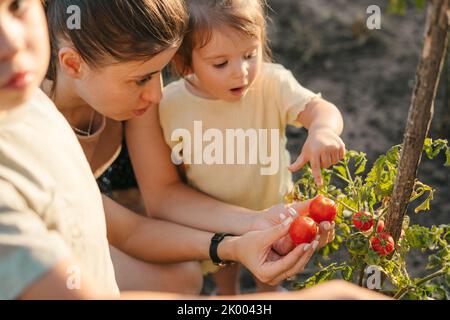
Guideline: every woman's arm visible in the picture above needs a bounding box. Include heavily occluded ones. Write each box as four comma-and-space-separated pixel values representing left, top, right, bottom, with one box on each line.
125, 106, 257, 235
103, 195, 212, 263
20, 259, 389, 299
103, 194, 317, 285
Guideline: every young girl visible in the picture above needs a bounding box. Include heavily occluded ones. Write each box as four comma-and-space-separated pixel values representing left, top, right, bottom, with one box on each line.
159, 0, 346, 295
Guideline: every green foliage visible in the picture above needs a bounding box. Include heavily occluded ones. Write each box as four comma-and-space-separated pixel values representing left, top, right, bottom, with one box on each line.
388, 0, 427, 15
285, 138, 450, 299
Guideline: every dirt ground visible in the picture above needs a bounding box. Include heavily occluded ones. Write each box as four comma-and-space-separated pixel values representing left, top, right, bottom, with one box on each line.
202, 0, 449, 295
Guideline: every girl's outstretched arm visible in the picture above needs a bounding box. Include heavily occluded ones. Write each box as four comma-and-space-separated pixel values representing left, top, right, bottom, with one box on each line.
296, 97, 344, 135
289, 98, 346, 186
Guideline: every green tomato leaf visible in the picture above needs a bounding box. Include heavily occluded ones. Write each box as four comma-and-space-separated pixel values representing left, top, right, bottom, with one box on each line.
426, 254, 442, 270
342, 266, 354, 281
415, 0, 426, 9
414, 188, 435, 213
355, 158, 367, 175
445, 148, 450, 167
366, 249, 381, 266
386, 145, 400, 165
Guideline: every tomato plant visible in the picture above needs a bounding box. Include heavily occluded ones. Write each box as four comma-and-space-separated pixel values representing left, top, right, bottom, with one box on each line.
284, 138, 450, 300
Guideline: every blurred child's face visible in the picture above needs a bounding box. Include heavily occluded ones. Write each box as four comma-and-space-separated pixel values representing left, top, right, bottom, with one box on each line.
190, 26, 263, 102
0, 0, 50, 111
72, 47, 178, 121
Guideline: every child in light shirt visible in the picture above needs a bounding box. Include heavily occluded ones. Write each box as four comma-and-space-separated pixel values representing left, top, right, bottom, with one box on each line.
159, 0, 346, 295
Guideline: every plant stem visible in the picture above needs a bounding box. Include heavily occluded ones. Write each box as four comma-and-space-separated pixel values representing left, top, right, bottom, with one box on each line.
334, 172, 352, 184
345, 163, 355, 185
358, 264, 366, 287
415, 269, 447, 287
321, 191, 359, 213
393, 269, 447, 300
343, 163, 361, 210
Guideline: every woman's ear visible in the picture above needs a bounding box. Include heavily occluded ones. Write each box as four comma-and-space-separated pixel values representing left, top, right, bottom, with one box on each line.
58, 47, 84, 79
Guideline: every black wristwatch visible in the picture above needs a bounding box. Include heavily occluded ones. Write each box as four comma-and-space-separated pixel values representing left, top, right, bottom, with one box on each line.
209, 233, 235, 267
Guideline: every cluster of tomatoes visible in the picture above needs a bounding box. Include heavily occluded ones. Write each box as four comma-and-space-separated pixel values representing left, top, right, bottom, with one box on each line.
288, 195, 337, 245
288, 195, 397, 257
352, 211, 396, 256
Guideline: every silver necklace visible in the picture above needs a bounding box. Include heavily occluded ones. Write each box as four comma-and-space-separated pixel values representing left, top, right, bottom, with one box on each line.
72, 109, 96, 137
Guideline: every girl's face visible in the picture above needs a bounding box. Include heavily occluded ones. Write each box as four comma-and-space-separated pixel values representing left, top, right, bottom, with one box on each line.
190, 26, 263, 102
74, 47, 178, 121
0, 0, 50, 111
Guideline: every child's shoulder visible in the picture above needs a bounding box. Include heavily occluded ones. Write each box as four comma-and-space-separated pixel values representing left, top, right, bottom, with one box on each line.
259, 62, 296, 87
0, 88, 57, 125
160, 78, 187, 107
261, 62, 292, 77
29, 88, 66, 123
30, 88, 58, 110
163, 77, 185, 92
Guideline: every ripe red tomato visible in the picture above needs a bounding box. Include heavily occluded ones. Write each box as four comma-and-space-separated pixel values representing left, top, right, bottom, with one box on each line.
370, 233, 395, 256
352, 212, 374, 231
308, 195, 337, 224
376, 220, 385, 233
289, 216, 319, 245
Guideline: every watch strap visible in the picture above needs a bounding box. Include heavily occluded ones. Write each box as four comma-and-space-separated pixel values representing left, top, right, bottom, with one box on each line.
209, 233, 235, 267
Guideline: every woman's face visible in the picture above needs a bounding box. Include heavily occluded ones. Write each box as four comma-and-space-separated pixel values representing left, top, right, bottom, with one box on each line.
75, 47, 178, 121
0, 0, 50, 111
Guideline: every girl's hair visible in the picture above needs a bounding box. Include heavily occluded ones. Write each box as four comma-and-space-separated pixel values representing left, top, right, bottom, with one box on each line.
174, 0, 271, 77
43, 0, 188, 84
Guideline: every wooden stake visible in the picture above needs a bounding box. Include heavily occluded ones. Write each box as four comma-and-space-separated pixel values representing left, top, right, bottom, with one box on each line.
385, 0, 449, 242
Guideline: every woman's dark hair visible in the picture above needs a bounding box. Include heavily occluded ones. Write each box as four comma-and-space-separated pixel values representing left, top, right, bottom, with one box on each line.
43, 0, 188, 83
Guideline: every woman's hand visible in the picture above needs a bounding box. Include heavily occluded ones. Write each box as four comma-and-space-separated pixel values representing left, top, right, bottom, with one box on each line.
250, 201, 335, 256
219, 219, 317, 286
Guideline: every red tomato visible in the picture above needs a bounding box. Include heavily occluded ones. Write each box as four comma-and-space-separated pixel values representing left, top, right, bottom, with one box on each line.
308, 195, 337, 224
352, 212, 374, 231
370, 233, 395, 256
376, 220, 385, 233
289, 216, 319, 245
